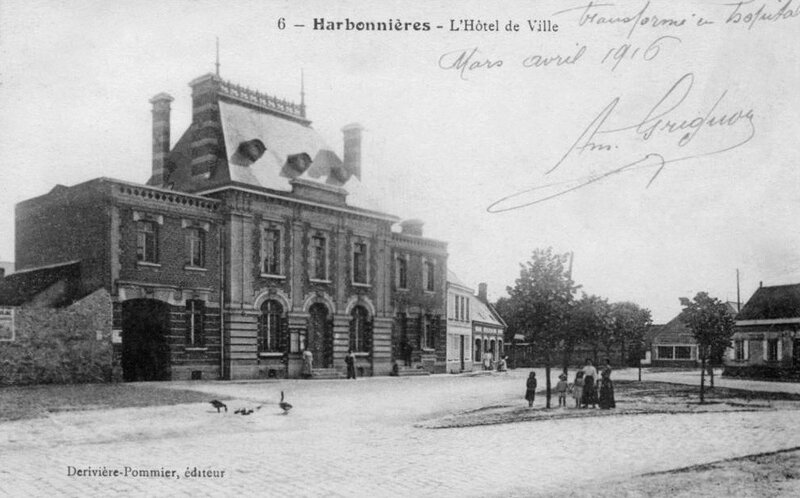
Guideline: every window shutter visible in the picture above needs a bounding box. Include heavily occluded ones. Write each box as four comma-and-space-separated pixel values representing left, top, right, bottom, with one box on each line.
763, 340, 768, 361
744, 340, 749, 360
778, 339, 783, 361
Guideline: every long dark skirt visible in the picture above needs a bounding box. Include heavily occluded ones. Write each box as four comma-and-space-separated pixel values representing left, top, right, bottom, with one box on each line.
598, 378, 616, 409
581, 375, 596, 407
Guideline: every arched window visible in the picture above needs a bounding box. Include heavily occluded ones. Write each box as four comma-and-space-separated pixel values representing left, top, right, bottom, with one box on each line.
258, 300, 285, 353
475, 338, 482, 362
484, 339, 489, 353
350, 306, 371, 353
490, 340, 496, 357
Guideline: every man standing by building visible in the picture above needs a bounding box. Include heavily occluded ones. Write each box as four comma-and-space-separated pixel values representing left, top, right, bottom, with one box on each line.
345, 349, 357, 379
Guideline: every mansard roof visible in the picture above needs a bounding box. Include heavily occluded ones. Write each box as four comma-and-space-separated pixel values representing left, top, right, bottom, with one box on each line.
158, 74, 384, 212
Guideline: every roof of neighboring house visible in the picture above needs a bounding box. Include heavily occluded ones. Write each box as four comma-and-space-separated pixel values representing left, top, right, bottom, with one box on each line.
472, 292, 507, 329
446, 270, 473, 291
652, 299, 740, 344
737, 283, 800, 321
650, 314, 695, 345
0, 261, 81, 306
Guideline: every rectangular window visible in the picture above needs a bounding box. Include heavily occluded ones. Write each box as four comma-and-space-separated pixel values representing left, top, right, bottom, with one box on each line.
136, 220, 158, 263
424, 260, 435, 292
353, 242, 368, 284
396, 257, 408, 289
310, 235, 327, 280
674, 346, 692, 359
186, 300, 204, 347
263, 228, 282, 275
186, 228, 205, 268
466, 298, 470, 321
657, 346, 674, 360
735, 340, 745, 360
454, 294, 459, 320
767, 338, 779, 362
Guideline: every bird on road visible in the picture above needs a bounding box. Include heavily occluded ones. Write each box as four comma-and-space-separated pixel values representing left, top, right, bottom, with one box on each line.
279, 391, 292, 414
209, 400, 227, 413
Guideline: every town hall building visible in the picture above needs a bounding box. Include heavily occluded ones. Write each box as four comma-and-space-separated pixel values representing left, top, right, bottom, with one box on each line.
5, 70, 448, 382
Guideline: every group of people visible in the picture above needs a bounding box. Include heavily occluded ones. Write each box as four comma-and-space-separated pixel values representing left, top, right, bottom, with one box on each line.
301, 349, 359, 380
525, 358, 615, 409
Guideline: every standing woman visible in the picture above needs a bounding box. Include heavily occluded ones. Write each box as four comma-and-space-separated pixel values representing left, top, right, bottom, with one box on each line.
598, 358, 616, 409
525, 371, 537, 407
581, 358, 598, 408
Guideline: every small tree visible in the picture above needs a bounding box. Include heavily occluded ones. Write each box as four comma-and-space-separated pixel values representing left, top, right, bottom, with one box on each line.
506, 248, 577, 408
568, 294, 612, 368
679, 292, 735, 403
610, 302, 653, 366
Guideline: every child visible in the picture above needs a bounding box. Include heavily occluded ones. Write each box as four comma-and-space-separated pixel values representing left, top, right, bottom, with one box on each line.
525, 372, 537, 407
572, 371, 584, 408
556, 373, 569, 407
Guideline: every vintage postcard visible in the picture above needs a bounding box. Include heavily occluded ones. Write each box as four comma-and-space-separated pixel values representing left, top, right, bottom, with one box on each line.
1, 0, 799, 496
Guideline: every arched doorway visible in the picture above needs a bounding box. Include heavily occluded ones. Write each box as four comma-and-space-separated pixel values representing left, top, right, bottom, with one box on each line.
307, 303, 333, 368
121, 299, 171, 382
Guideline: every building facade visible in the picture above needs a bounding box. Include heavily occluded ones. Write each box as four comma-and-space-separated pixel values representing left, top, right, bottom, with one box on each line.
446, 271, 473, 373
9, 71, 448, 381
725, 283, 800, 380
471, 283, 506, 370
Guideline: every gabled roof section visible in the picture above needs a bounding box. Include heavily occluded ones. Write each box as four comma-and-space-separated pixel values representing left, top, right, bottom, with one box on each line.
0, 261, 81, 307
737, 284, 800, 321
472, 295, 505, 328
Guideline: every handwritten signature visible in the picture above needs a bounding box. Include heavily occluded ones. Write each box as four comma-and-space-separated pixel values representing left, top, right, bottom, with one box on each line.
486, 73, 755, 213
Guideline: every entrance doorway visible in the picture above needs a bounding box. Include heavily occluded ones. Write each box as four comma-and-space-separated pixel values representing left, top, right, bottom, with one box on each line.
307, 303, 333, 368
121, 299, 171, 382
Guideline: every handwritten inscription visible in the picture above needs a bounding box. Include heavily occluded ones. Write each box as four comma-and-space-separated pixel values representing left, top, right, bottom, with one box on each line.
486, 73, 756, 212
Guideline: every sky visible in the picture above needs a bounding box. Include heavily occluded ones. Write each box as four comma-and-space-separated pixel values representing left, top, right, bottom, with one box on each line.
0, 0, 798, 322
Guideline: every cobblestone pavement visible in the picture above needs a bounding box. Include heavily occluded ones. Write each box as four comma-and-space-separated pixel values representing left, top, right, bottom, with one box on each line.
2, 369, 800, 497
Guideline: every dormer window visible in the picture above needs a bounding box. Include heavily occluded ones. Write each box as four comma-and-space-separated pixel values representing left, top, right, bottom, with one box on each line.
237, 139, 266, 163
287, 153, 312, 174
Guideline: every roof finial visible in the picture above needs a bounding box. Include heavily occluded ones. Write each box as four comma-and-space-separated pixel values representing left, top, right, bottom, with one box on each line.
215, 37, 221, 77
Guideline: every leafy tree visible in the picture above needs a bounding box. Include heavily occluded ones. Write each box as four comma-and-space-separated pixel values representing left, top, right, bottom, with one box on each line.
567, 294, 612, 368
610, 302, 653, 366
506, 248, 578, 408
679, 292, 735, 403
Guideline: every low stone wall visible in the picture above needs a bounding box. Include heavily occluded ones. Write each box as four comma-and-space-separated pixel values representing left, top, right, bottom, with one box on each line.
0, 289, 115, 385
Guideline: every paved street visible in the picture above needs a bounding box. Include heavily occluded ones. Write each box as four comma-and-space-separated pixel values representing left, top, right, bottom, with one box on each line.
2, 369, 800, 497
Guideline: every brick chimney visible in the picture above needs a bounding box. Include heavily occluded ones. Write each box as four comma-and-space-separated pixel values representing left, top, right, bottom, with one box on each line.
342, 123, 363, 180
149, 92, 174, 186
188, 74, 223, 178
478, 282, 488, 301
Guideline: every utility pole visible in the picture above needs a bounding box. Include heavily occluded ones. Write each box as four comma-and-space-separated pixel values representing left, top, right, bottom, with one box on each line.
736, 268, 741, 313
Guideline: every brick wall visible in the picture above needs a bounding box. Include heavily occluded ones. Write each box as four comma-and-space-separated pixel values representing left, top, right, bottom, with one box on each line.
0, 289, 114, 385
15, 181, 112, 296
